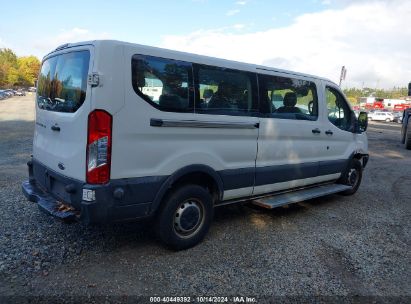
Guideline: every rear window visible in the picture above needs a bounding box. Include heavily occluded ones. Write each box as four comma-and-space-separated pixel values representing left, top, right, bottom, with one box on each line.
37, 50, 90, 113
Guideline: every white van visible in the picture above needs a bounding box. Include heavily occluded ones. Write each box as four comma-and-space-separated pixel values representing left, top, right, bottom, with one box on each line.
22, 40, 369, 250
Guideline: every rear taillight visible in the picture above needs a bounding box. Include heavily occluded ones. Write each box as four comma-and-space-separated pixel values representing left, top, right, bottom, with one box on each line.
86, 110, 112, 184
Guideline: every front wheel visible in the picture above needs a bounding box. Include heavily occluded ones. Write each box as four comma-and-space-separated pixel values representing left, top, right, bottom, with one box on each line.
385, 118, 390, 122
339, 159, 363, 196
155, 184, 214, 250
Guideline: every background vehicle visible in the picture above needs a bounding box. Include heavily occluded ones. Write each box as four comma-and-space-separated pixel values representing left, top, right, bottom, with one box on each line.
15, 90, 26, 96
0, 91, 8, 100
6, 89, 17, 96
368, 111, 394, 122
2, 90, 14, 97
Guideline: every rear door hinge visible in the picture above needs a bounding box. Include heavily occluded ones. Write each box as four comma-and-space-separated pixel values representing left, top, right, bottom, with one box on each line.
88, 73, 100, 87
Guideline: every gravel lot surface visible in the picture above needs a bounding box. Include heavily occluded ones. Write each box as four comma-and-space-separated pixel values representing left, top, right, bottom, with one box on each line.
0, 95, 410, 302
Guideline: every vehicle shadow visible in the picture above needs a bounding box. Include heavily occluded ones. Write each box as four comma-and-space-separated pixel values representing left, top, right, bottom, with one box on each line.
52, 194, 341, 254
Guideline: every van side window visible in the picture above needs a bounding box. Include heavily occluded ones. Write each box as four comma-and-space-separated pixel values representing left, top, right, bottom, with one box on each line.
326, 87, 354, 132
194, 65, 258, 115
132, 55, 193, 112
258, 74, 318, 121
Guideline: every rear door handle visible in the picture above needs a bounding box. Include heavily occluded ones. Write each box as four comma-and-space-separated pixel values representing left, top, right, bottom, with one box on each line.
312, 128, 321, 134
51, 125, 60, 132
325, 130, 333, 135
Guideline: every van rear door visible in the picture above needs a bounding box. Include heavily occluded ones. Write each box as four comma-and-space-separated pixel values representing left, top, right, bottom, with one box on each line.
33, 46, 93, 182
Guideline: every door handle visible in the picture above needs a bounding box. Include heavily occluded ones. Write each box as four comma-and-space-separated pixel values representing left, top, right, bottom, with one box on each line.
51, 125, 60, 132
312, 128, 321, 134
325, 130, 333, 135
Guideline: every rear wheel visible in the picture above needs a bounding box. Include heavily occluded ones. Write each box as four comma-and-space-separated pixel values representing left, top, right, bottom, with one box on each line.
405, 118, 411, 150
339, 159, 363, 196
155, 184, 213, 250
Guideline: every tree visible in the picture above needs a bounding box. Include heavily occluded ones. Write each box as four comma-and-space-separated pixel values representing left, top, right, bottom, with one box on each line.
17, 56, 41, 86
0, 48, 18, 67
0, 48, 41, 88
0, 48, 18, 87
6, 67, 19, 86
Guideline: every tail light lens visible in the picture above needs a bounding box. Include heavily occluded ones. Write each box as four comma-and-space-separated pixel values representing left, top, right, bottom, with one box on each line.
86, 110, 112, 184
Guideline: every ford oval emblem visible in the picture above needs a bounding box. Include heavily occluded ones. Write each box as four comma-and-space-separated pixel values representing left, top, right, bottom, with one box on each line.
58, 163, 65, 170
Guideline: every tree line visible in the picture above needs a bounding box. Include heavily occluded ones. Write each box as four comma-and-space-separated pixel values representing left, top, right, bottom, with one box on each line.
343, 87, 408, 104
0, 48, 41, 88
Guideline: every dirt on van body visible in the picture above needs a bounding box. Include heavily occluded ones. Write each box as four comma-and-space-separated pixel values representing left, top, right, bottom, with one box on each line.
0, 95, 410, 302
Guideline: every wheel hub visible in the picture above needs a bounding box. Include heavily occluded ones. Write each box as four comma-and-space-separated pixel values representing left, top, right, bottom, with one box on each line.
174, 200, 202, 236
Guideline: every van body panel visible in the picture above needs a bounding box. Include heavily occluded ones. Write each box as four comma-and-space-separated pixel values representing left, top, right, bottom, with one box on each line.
112, 95, 259, 198
90, 41, 125, 115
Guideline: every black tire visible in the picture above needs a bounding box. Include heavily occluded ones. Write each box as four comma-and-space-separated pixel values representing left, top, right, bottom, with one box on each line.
339, 159, 363, 196
405, 118, 411, 150
155, 184, 214, 250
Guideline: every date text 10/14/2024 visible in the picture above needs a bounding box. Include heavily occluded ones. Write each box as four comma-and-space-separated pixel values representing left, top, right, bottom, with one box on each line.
149, 296, 257, 303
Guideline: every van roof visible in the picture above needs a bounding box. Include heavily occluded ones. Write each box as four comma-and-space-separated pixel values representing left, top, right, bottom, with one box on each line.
48, 39, 335, 84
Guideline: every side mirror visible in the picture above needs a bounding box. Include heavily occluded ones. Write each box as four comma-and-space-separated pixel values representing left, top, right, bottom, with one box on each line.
358, 111, 368, 132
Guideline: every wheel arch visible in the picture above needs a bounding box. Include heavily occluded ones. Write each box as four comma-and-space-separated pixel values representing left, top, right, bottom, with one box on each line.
349, 150, 369, 169
152, 165, 224, 213
337, 152, 366, 185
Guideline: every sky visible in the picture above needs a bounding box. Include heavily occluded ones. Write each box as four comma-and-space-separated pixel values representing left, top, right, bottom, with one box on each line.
1, 0, 410, 89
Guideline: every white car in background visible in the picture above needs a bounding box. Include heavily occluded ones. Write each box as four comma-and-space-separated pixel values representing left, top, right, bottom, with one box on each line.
369, 111, 394, 122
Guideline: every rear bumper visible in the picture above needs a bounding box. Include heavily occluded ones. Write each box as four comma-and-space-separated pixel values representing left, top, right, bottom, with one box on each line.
22, 180, 79, 221
22, 180, 111, 224
22, 159, 163, 224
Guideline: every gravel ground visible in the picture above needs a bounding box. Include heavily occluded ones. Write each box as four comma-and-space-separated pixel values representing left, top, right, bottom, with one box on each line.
0, 95, 410, 302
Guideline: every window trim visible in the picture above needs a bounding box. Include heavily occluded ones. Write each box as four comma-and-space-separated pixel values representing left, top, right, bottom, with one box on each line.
131, 54, 195, 113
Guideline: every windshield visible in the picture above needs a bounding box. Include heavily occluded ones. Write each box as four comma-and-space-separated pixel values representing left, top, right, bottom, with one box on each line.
37, 50, 90, 113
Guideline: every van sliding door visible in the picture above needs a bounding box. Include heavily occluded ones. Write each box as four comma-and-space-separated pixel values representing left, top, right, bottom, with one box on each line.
192, 64, 260, 200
